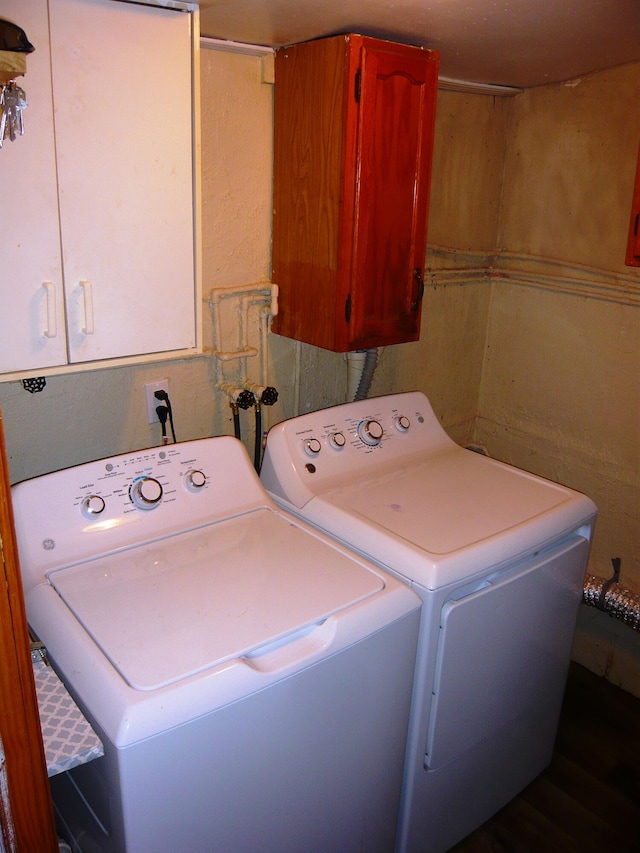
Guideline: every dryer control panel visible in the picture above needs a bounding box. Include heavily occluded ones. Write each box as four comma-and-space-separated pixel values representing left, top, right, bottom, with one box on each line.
261, 391, 458, 508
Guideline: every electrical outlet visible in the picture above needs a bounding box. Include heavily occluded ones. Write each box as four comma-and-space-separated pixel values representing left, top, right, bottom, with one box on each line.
144, 379, 169, 424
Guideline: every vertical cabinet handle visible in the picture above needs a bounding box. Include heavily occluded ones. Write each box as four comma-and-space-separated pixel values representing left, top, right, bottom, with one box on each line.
411, 268, 424, 311
80, 280, 95, 334
42, 281, 57, 338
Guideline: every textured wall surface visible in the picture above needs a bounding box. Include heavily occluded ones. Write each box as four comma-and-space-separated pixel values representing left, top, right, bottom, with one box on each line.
475, 64, 640, 693
371, 89, 506, 444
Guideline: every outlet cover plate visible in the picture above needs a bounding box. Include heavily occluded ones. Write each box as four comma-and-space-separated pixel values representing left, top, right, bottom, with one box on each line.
145, 380, 169, 424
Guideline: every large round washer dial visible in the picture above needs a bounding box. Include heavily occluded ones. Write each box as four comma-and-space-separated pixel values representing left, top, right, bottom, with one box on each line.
129, 476, 163, 510
357, 418, 384, 446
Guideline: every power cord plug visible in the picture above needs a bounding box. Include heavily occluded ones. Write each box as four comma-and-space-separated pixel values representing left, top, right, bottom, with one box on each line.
156, 405, 169, 445
155, 389, 176, 443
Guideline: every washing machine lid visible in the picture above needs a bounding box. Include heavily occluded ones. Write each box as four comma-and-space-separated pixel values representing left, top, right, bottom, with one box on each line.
302, 448, 595, 590
47, 508, 384, 691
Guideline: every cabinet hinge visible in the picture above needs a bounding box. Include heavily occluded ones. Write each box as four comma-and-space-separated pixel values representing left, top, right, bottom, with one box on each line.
354, 69, 361, 103
345, 294, 352, 323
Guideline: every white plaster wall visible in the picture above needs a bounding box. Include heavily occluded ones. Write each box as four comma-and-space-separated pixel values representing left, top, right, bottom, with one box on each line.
427, 90, 509, 254
480, 64, 640, 589
200, 46, 288, 442
478, 285, 639, 580
0, 361, 217, 481
200, 48, 272, 286
497, 63, 640, 270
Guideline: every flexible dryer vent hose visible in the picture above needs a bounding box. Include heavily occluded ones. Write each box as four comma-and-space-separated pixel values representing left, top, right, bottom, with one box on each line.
583, 574, 640, 632
354, 348, 378, 401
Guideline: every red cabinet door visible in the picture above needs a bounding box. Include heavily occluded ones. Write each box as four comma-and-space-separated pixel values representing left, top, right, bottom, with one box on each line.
626, 140, 640, 266
272, 35, 439, 352
348, 38, 439, 349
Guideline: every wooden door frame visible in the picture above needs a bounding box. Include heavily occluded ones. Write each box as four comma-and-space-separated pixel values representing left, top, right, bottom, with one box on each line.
0, 409, 57, 850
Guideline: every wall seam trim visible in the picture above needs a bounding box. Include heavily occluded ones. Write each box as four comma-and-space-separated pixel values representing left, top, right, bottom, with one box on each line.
426, 245, 640, 306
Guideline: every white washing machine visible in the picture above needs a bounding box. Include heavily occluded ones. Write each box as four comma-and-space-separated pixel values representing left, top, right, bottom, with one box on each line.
260, 391, 597, 853
12, 436, 421, 853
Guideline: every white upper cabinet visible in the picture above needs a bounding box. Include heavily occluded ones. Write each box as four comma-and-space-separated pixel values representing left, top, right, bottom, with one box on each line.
2, 0, 65, 374
1, 0, 199, 377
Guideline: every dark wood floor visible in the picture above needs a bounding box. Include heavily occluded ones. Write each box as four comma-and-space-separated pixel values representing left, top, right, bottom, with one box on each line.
451, 662, 640, 853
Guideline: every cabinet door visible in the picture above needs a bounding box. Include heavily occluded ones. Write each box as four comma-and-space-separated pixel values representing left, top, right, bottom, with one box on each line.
272, 35, 438, 353
625, 140, 640, 266
1, 0, 69, 373
348, 39, 439, 349
49, 0, 196, 363
271, 36, 349, 351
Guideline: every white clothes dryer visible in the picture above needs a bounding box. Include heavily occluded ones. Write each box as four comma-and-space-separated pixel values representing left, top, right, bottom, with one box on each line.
260, 391, 597, 853
12, 436, 421, 853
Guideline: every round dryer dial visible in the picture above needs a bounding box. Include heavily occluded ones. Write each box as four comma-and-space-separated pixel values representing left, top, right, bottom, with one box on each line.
328, 431, 346, 450
358, 419, 384, 446
393, 415, 411, 432
129, 476, 163, 510
304, 438, 322, 457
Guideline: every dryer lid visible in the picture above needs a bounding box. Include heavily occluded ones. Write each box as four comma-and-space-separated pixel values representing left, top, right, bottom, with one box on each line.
325, 450, 567, 552
305, 448, 595, 589
48, 508, 384, 690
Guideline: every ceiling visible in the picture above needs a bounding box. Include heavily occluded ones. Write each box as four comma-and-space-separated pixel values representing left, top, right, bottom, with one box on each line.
197, 0, 640, 89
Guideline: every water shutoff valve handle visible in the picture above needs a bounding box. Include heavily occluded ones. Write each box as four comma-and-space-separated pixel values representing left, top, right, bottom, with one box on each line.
236, 390, 255, 410
261, 387, 279, 406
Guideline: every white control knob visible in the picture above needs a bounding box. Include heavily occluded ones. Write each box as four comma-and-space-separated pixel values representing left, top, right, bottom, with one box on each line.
358, 419, 384, 446
129, 476, 163, 510
82, 494, 105, 518
328, 431, 346, 450
304, 438, 322, 457
185, 469, 206, 490
393, 415, 411, 432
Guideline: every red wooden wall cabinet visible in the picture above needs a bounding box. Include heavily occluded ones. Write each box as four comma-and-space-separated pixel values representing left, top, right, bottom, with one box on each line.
271, 34, 439, 352
626, 140, 640, 266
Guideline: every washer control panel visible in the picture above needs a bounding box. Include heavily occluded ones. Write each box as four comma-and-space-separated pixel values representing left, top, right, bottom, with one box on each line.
12, 436, 268, 585
70, 449, 212, 521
